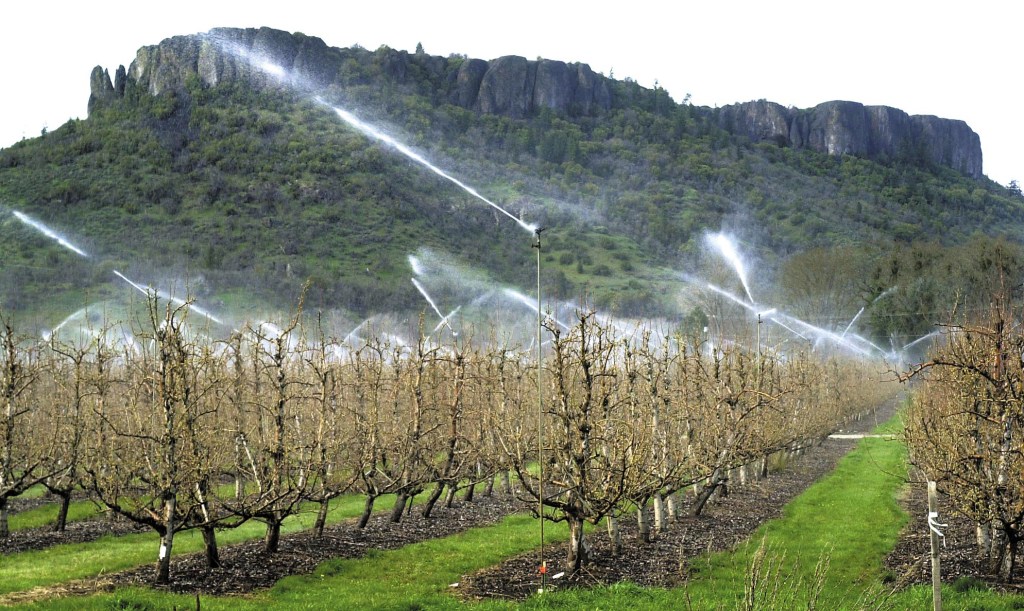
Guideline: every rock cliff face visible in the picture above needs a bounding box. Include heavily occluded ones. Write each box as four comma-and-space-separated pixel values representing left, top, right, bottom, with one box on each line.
88, 26, 982, 177
718, 100, 983, 178
90, 26, 611, 119
468, 55, 611, 118
124, 27, 343, 95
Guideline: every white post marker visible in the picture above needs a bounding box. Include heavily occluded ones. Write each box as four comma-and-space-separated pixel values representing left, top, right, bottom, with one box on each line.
927, 481, 945, 611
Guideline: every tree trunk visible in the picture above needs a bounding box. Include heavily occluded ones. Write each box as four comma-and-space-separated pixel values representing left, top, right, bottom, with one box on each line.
0, 496, 8, 539
155, 528, 174, 584
444, 486, 457, 508
977, 521, 992, 558
264, 512, 282, 553
202, 523, 221, 568
759, 454, 769, 479
637, 503, 652, 543
484, 474, 495, 497
666, 491, 679, 521
54, 491, 72, 532
421, 483, 445, 518
1003, 536, 1018, 582
314, 498, 330, 537
463, 481, 475, 502
653, 492, 666, 533
155, 495, 176, 585
692, 471, 724, 517
991, 527, 1008, 576
357, 494, 376, 529
390, 493, 408, 523
607, 512, 622, 556
566, 516, 588, 573
501, 470, 512, 495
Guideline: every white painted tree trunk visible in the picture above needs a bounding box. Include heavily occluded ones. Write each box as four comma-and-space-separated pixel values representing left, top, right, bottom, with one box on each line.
653, 493, 666, 533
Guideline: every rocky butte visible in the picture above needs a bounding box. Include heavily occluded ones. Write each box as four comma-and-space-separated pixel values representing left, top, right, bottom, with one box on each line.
89, 26, 983, 178
715, 99, 982, 178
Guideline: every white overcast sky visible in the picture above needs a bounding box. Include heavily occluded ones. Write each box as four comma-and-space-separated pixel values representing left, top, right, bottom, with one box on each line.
1, 1, 1019, 186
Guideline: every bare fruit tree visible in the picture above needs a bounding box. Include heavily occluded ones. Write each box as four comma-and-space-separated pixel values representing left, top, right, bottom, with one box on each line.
0, 311, 55, 538
81, 297, 221, 583
513, 310, 649, 573
905, 302, 1024, 581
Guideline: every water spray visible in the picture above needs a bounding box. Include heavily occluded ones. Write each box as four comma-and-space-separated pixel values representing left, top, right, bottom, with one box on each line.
411, 278, 457, 337
503, 288, 570, 331
902, 330, 943, 352
706, 232, 754, 304
11, 210, 89, 258
695, 279, 874, 357
408, 255, 426, 277
113, 270, 225, 326
208, 35, 539, 235
320, 101, 537, 235
841, 306, 866, 339
431, 306, 461, 335
342, 318, 372, 345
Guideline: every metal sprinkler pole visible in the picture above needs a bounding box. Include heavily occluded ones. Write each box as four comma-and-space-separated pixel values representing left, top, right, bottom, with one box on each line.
534, 226, 546, 593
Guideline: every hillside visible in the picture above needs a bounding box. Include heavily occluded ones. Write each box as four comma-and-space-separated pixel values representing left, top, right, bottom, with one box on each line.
2, 26, 1023, 346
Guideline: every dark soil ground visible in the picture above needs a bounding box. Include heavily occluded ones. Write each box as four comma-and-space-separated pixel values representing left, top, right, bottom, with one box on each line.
883, 483, 1024, 595
0, 513, 147, 555
14, 400, 997, 604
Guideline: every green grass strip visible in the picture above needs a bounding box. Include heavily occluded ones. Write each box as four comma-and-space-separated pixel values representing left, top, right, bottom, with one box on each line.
14, 485, 48, 500
23, 513, 567, 610
0, 494, 397, 597
8, 499, 103, 532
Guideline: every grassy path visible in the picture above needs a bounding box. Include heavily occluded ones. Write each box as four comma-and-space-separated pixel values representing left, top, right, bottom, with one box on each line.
0, 494, 398, 598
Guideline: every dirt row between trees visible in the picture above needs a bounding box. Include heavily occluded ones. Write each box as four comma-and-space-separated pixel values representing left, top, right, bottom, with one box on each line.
4, 405, 900, 605
0, 516, 146, 555
885, 485, 1024, 595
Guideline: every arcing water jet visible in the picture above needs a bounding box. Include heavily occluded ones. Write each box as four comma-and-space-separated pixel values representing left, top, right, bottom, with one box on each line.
706, 232, 754, 304
11, 210, 89, 257
322, 101, 537, 235
408, 255, 426, 277
841, 306, 866, 338
502, 288, 570, 330
209, 35, 539, 236
411, 277, 457, 336
113, 270, 225, 326
902, 330, 943, 352
432, 306, 461, 335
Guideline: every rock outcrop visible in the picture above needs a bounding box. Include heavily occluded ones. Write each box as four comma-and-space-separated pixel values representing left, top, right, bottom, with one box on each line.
122, 27, 343, 95
90, 27, 612, 120
87, 26, 982, 177
472, 56, 611, 118
87, 66, 116, 114
718, 99, 983, 178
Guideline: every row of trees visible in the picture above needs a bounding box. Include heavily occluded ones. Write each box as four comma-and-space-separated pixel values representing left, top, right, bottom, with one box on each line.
904, 295, 1024, 581
1, 300, 895, 582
